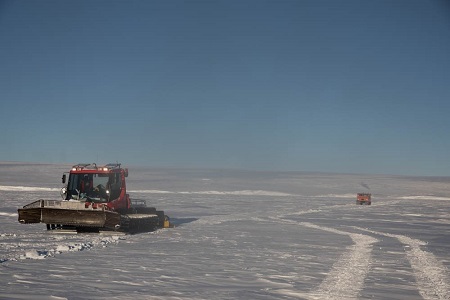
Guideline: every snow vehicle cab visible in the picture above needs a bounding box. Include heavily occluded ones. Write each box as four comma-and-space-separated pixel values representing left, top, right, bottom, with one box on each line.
61, 163, 130, 210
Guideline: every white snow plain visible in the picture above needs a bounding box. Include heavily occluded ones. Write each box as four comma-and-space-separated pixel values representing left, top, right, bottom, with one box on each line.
0, 162, 449, 299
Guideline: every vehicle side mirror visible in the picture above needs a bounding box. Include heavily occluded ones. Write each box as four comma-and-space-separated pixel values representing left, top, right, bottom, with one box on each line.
62, 174, 66, 184
124, 168, 128, 177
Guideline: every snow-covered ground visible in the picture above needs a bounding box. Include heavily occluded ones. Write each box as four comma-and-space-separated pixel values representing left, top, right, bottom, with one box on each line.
1, 162, 449, 299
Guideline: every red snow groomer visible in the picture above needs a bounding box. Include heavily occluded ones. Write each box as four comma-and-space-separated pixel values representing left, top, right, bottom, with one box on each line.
356, 193, 372, 205
18, 163, 171, 233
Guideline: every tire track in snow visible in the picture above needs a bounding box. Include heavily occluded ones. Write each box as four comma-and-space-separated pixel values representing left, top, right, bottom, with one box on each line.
300, 222, 378, 300
358, 228, 450, 300
191, 212, 377, 299
270, 218, 378, 299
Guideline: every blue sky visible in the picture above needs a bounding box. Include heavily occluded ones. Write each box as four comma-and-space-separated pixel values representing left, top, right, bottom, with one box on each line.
1, 0, 449, 176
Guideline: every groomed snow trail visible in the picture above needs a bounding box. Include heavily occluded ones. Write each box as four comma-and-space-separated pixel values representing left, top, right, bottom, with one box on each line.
359, 228, 450, 300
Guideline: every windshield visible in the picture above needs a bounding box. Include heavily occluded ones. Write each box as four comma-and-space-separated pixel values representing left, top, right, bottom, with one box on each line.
66, 173, 121, 202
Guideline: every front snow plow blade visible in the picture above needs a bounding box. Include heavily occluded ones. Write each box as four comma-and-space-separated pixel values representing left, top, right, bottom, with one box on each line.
18, 200, 121, 230
18, 199, 170, 233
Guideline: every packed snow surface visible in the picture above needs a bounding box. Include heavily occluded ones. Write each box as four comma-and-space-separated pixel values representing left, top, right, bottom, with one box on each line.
1, 163, 449, 299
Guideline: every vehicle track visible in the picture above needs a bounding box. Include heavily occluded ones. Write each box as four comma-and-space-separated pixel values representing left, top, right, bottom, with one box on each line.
271, 204, 449, 299
357, 228, 450, 300
299, 222, 378, 299
267, 217, 378, 299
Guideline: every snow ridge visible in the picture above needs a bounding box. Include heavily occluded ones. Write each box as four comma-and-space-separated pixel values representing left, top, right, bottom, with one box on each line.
0, 212, 17, 217
398, 195, 450, 201
1, 234, 123, 264
0, 185, 58, 192
128, 189, 293, 196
